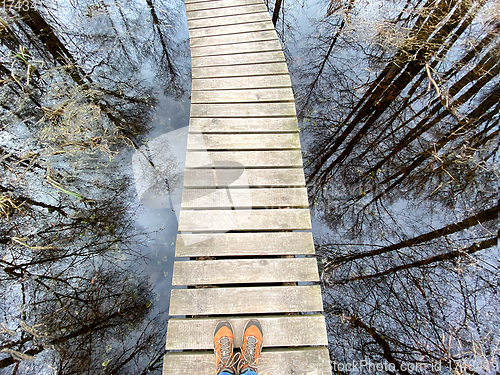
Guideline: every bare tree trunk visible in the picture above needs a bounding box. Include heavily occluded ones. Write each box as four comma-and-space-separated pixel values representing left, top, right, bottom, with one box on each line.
16, 8, 90, 86
330, 203, 499, 265
346, 237, 498, 282
272, 0, 282, 26
350, 316, 411, 375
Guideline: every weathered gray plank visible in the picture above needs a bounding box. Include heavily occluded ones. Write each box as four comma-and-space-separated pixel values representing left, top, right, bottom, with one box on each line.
186, 3, 267, 20
187, 12, 269, 28
165, 315, 327, 349
185, 150, 303, 168
184, 0, 236, 4
190, 30, 277, 47
185, 0, 262, 12
182, 168, 305, 188
191, 40, 282, 57
185, 0, 258, 3
189, 21, 274, 38
175, 232, 314, 257
163, 347, 332, 375
169, 285, 323, 315
192, 51, 285, 67
172, 258, 318, 285
184, 0, 229, 3
189, 117, 298, 133
187, 133, 299, 150
191, 88, 293, 102
192, 75, 291, 90
192, 63, 288, 78
178, 209, 312, 231
190, 103, 296, 117
181, 187, 308, 209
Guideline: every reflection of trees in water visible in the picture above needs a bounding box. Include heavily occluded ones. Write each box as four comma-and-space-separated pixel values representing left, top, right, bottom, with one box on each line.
1, 164, 168, 372
0, 0, 188, 372
295, 0, 499, 373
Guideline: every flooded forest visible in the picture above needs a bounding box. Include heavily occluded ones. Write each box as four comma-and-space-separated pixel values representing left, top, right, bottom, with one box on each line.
0, 0, 498, 374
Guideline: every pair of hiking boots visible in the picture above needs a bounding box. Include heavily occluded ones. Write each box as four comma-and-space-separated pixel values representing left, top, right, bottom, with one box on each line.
214, 319, 263, 375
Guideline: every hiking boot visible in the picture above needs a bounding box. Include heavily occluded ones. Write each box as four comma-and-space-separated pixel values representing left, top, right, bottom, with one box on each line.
238, 319, 263, 374
214, 321, 238, 375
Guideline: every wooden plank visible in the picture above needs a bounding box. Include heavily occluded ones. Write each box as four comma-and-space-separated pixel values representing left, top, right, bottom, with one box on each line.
184, 0, 260, 3
169, 285, 323, 315
185, 0, 263, 12
190, 30, 277, 48
163, 347, 332, 375
172, 258, 318, 285
184, 0, 233, 4
189, 21, 274, 38
181, 187, 308, 208
192, 75, 291, 90
185, 150, 303, 168
185, 0, 264, 4
187, 12, 269, 29
178, 209, 312, 231
190, 103, 296, 117
189, 117, 298, 133
191, 88, 293, 103
192, 51, 285, 67
165, 315, 327, 349
187, 133, 299, 150
181, 187, 308, 209
186, 4, 268, 20
185, 0, 231, 3
175, 232, 314, 257
182, 168, 305, 188
192, 63, 288, 78
191, 40, 282, 57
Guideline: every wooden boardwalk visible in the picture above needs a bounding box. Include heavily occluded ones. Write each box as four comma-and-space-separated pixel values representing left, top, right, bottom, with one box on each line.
163, 0, 331, 373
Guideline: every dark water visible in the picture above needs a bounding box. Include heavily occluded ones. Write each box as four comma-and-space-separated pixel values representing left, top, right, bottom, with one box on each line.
0, 0, 190, 373
285, 1, 499, 374
0, 0, 498, 374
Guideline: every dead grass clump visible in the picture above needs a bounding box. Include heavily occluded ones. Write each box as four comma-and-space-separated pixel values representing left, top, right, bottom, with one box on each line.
0, 195, 23, 221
